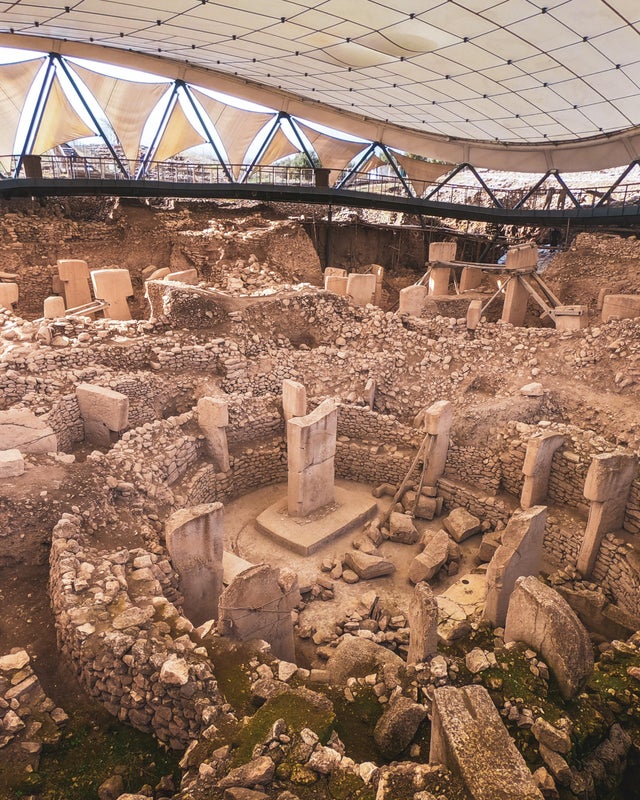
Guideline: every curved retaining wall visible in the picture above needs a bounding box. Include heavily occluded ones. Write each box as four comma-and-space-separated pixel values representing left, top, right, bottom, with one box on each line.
49, 513, 230, 749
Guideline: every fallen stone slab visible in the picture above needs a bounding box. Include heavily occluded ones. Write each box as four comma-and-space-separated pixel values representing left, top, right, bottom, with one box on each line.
505, 576, 594, 699
343, 550, 396, 580
0, 448, 24, 478
430, 684, 544, 800
374, 695, 427, 759
325, 637, 404, 685
437, 596, 472, 645
218, 756, 276, 788
402, 491, 439, 520
443, 507, 481, 543
388, 512, 419, 544
409, 529, 450, 584
0, 409, 57, 453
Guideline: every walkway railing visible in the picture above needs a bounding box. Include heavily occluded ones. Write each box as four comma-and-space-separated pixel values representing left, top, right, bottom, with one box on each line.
3, 153, 640, 222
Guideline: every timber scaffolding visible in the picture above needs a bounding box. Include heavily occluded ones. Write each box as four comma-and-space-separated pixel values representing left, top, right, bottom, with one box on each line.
420, 261, 562, 320
414, 243, 588, 330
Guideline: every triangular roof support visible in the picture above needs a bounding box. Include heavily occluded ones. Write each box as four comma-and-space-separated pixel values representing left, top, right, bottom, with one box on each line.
136, 82, 178, 179
14, 56, 55, 177
334, 142, 376, 189
596, 160, 640, 208
241, 112, 284, 183
286, 116, 316, 168
178, 81, 233, 182
378, 142, 414, 198
54, 54, 129, 179
423, 162, 503, 208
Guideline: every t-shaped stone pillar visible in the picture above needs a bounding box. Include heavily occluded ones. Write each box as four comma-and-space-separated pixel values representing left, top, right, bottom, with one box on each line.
75, 383, 129, 445
423, 400, 453, 486
43, 295, 66, 318
287, 398, 337, 517
520, 432, 564, 509
197, 396, 230, 472
577, 452, 638, 576
90, 268, 134, 320
399, 284, 429, 317
346, 273, 377, 306
407, 581, 438, 664
165, 502, 225, 626
57, 259, 91, 309
282, 379, 307, 422
0, 283, 18, 310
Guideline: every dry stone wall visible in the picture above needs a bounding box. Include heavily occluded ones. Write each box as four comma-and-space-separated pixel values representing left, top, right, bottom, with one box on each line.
49, 513, 230, 749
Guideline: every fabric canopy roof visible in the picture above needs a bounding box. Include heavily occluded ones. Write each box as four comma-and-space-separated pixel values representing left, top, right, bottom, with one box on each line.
293, 120, 367, 171
71, 63, 168, 162
3, 0, 640, 171
391, 151, 453, 196
152, 98, 206, 163
0, 58, 42, 172
190, 88, 274, 177
32, 74, 95, 155
257, 128, 301, 167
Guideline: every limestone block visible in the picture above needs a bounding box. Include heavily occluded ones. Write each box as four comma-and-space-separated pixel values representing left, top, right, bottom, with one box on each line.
407, 581, 439, 664
521, 432, 564, 508
374, 695, 427, 759
601, 294, 640, 323
197, 396, 230, 472
76, 383, 129, 431
364, 378, 376, 410
346, 273, 376, 306
502, 277, 529, 326
0, 282, 18, 308
57, 259, 91, 308
504, 576, 593, 699
399, 285, 429, 317
484, 506, 547, 628
325, 637, 404, 685
43, 295, 66, 318
0, 448, 24, 477
428, 266, 451, 296
148, 267, 171, 280
0, 409, 57, 453
460, 267, 482, 292
466, 299, 483, 330
409, 529, 449, 583
578, 451, 638, 576
370, 264, 384, 305
443, 507, 481, 543
402, 491, 437, 520
287, 399, 337, 517
430, 684, 544, 800
343, 551, 396, 579
428, 241, 457, 262
90, 268, 133, 320
583, 452, 638, 503
437, 596, 472, 645
218, 564, 299, 661
325, 267, 348, 277
166, 269, 198, 284
389, 512, 419, 544
423, 399, 453, 486
520, 382, 544, 397
166, 502, 225, 627
477, 529, 502, 563
553, 305, 588, 331
324, 275, 348, 295
282, 379, 306, 422
505, 243, 537, 269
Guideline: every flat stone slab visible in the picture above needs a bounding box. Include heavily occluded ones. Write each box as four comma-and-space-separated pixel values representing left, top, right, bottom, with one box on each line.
256, 485, 377, 556
0, 448, 25, 478
223, 551, 254, 585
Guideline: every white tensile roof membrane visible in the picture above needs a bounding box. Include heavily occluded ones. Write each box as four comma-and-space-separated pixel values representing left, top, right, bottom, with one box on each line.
1, 1, 640, 171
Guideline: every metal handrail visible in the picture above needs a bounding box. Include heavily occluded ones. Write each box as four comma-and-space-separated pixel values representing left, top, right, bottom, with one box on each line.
3, 153, 640, 213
